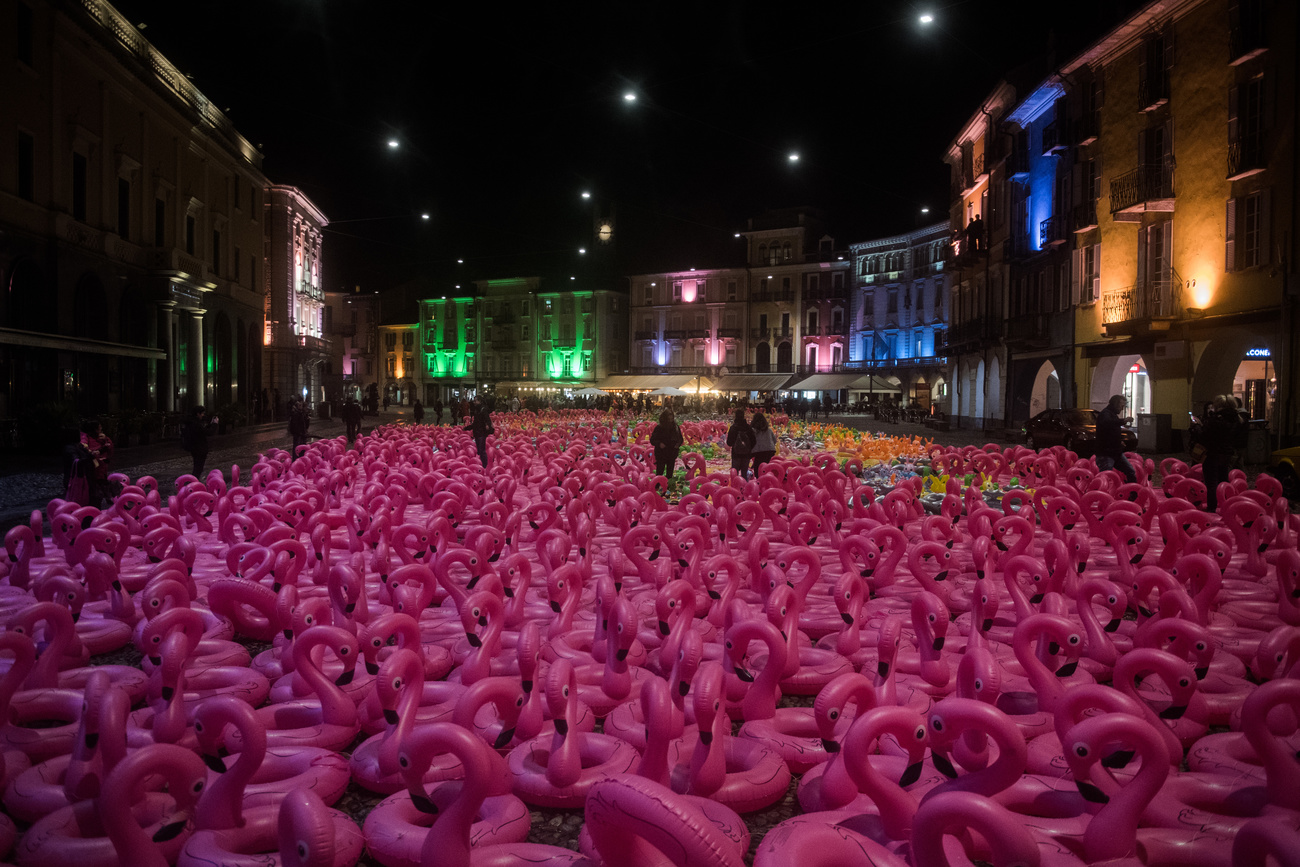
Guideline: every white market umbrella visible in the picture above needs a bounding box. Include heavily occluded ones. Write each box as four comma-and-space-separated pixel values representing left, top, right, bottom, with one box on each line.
649, 386, 689, 396
576, 387, 608, 396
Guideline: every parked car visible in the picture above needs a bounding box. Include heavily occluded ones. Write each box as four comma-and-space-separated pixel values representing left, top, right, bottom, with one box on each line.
1022, 408, 1137, 455
1269, 445, 1300, 500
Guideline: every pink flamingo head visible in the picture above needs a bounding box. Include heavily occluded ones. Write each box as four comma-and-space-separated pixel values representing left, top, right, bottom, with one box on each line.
691, 663, 726, 746
911, 790, 1044, 867
607, 597, 636, 662
813, 672, 877, 748
655, 580, 696, 634
910, 591, 950, 652
277, 788, 337, 867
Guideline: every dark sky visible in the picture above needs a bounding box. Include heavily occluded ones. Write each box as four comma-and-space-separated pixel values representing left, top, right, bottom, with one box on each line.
110, 1, 1139, 299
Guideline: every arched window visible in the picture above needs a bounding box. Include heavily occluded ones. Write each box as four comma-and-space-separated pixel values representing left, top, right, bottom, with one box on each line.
782, 242, 792, 261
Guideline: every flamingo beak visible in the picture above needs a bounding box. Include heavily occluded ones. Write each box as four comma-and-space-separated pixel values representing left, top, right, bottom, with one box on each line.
1104, 619, 1121, 633
1030, 594, 1044, 605
981, 618, 993, 632
1055, 661, 1078, 678
658, 620, 670, 636
932, 637, 945, 651
366, 661, 380, 676
899, 760, 923, 787
549, 601, 562, 613
493, 727, 515, 750
160, 686, 174, 701
841, 612, 854, 625
466, 633, 482, 648
383, 709, 400, 726
821, 738, 840, 753
699, 730, 713, 746
1076, 779, 1110, 804
616, 648, 629, 661
679, 681, 690, 696
553, 719, 569, 736
877, 661, 890, 677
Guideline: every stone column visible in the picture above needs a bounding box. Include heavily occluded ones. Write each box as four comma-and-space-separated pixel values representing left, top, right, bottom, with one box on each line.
188, 309, 206, 409
157, 301, 176, 412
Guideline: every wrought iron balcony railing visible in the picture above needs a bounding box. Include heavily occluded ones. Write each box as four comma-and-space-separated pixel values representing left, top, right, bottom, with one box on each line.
1227, 135, 1266, 180
1109, 162, 1174, 213
1102, 270, 1184, 327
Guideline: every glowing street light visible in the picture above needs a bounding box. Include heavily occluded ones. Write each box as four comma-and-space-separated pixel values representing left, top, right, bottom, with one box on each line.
919, 13, 934, 24
387, 139, 399, 148
457, 259, 464, 264
579, 248, 587, 254
788, 153, 800, 162
623, 92, 637, 102
421, 213, 430, 220
920, 207, 930, 214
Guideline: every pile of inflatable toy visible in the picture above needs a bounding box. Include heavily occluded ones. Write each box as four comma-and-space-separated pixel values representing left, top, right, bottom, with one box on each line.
0, 415, 1298, 866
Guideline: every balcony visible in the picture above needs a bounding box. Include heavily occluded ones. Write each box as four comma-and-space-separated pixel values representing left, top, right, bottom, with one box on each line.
844, 356, 948, 372
1008, 147, 1029, 179
749, 326, 771, 340
752, 291, 795, 304
1005, 313, 1049, 347
634, 330, 657, 341
663, 329, 688, 340
718, 327, 742, 339
1139, 72, 1170, 112
686, 329, 710, 339
1039, 216, 1067, 248
1227, 135, 1266, 180
1110, 163, 1174, 217
1041, 122, 1067, 156
941, 318, 996, 351
628, 366, 712, 376
1102, 270, 1184, 335
804, 286, 849, 303
773, 326, 794, 339
1004, 234, 1032, 261
1071, 201, 1099, 233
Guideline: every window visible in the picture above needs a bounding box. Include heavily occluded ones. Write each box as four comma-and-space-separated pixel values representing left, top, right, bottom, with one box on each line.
212, 230, 221, 275
672, 282, 682, 302
807, 345, 818, 368
1228, 77, 1265, 178
16, 3, 33, 66
1138, 28, 1173, 110
561, 295, 573, 314
727, 280, 737, 301
808, 274, 820, 292
887, 291, 898, 315
781, 277, 791, 292
643, 284, 653, 305
781, 312, 790, 332
642, 345, 653, 366
832, 272, 843, 289
521, 322, 529, 340
759, 278, 769, 294
1073, 243, 1102, 303
155, 198, 166, 246
694, 345, 705, 367
543, 298, 553, 314
386, 332, 397, 349
17, 132, 34, 202
582, 352, 592, 371
234, 246, 241, 282
403, 331, 413, 348
783, 242, 792, 261
694, 313, 706, 330
116, 177, 130, 239
71, 152, 87, 222
249, 255, 256, 289
1227, 191, 1270, 270
807, 310, 818, 331
185, 215, 196, 255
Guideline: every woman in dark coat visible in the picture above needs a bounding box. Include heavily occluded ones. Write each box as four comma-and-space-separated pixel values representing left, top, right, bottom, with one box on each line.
725, 408, 755, 479
650, 410, 684, 480
181, 406, 215, 479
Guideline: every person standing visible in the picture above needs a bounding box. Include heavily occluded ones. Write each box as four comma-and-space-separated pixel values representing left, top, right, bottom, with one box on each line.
343, 398, 362, 446
1200, 395, 1240, 513
432, 397, 443, 425
465, 400, 494, 468
289, 399, 310, 457
1095, 394, 1136, 484
79, 419, 115, 507
726, 409, 755, 479
181, 405, 215, 480
383, 394, 390, 413
649, 410, 684, 481
750, 412, 777, 477
413, 399, 425, 424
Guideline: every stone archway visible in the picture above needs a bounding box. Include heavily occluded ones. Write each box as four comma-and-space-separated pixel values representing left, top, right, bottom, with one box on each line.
1091, 354, 1144, 410
974, 358, 986, 423
1191, 330, 1276, 408
1030, 360, 1060, 417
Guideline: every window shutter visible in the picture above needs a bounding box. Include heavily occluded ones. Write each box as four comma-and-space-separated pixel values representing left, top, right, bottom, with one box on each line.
1228, 84, 1239, 144
1225, 198, 1237, 272
1092, 243, 1102, 302
1137, 228, 1148, 290
1260, 188, 1271, 266
1071, 247, 1082, 305
1163, 27, 1175, 70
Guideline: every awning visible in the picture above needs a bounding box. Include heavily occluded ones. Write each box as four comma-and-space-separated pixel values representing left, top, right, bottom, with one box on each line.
848, 375, 902, 393
0, 327, 165, 360
785, 373, 862, 391
596, 374, 712, 391
712, 373, 793, 392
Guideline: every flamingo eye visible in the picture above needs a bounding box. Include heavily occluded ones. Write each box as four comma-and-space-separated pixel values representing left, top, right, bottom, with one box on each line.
844, 591, 852, 600
150, 598, 160, 607
1068, 635, 1081, 645
828, 709, 839, 720
725, 640, 734, 650
193, 720, 204, 733
1196, 642, 1206, 652
915, 726, 926, 740
713, 700, 720, 711
931, 716, 944, 733
1074, 743, 1089, 758
298, 843, 309, 859
928, 614, 936, 623
392, 677, 403, 690
974, 678, 983, 691
151, 634, 162, 644
516, 696, 525, 707
192, 779, 205, 794
1108, 596, 1117, 605
398, 755, 409, 768
981, 595, 988, 604
667, 600, 676, 608
472, 608, 481, 619
1178, 677, 1190, 688
562, 686, 570, 698
339, 646, 350, 655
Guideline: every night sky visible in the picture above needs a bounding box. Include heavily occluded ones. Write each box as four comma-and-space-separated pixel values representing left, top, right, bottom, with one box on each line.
109, 1, 1142, 302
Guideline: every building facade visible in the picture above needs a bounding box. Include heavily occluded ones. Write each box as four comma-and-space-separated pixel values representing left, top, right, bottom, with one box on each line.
1066, 0, 1296, 447
322, 286, 378, 406
378, 320, 419, 407
849, 221, 952, 411
262, 185, 328, 414
0, 0, 267, 424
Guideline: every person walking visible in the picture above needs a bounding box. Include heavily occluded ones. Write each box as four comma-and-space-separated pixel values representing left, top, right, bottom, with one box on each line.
288, 399, 310, 457
649, 409, 684, 482
383, 394, 390, 413
432, 398, 443, 425
413, 399, 425, 424
180, 405, 215, 480
464, 400, 494, 468
1095, 394, 1136, 484
1200, 394, 1241, 513
726, 408, 755, 479
750, 412, 777, 477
